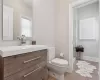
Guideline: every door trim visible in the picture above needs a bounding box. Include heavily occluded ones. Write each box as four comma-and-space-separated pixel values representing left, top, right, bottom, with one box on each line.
69, 0, 99, 73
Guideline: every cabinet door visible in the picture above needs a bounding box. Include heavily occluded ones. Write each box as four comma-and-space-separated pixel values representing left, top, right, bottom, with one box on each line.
23, 67, 42, 80
5, 67, 43, 80
23, 66, 48, 80
23, 67, 48, 80
5, 63, 48, 80
3, 5, 13, 40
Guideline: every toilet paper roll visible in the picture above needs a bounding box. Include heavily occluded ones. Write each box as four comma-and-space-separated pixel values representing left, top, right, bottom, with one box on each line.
60, 53, 64, 58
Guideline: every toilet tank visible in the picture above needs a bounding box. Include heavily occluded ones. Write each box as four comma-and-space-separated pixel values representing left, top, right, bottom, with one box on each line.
47, 47, 55, 61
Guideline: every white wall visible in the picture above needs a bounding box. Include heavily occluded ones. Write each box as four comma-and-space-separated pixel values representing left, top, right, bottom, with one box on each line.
33, 0, 56, 47
77, 2, 99, 58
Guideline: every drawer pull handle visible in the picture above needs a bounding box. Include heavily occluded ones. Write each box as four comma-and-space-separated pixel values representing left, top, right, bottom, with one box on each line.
24, 56, 41, 64
23, 67, 42, 78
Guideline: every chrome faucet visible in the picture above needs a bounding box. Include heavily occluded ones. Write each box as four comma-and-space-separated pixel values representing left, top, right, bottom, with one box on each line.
17, 35, 26, 45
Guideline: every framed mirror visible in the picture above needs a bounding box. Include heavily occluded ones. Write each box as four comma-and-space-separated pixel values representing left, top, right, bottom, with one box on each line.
3, 0, 33, 40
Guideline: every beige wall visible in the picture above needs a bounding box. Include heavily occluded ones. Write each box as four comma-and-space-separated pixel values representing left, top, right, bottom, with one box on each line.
1, 0, 75, 59
33, 0, 72, 59
33, 0, 73, 61
33, 0, 56, 47
55, 0, 72, 61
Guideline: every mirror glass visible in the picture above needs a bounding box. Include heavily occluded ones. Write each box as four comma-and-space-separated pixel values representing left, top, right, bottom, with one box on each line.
3, 0, 33, 40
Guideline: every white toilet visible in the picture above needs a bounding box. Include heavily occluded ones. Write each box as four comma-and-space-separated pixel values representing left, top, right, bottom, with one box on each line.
47, 47, 68, 80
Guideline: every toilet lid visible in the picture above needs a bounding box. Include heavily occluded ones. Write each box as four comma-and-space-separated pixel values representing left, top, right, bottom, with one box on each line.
51, 58, 68, 66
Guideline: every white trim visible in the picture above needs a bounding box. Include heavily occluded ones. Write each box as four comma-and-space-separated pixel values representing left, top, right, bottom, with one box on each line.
69, 3, 74, 73
98, 68, 100, 80
74, 0, 98, 8
82, 56, 99, 62
71, 0, 98, 7
73, 57, 76, 63
98, 0, 100, 80
69, 0, 99, 73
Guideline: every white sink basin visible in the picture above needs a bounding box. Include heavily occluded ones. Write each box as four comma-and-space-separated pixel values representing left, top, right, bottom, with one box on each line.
0, 45, 48, 57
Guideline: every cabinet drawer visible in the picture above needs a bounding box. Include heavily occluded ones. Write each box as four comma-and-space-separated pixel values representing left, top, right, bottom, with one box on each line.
5, 62, 48, 80
4, 50, 47, 78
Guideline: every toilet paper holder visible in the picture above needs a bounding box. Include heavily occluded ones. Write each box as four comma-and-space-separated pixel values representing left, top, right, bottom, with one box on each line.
60, 53, 64, 58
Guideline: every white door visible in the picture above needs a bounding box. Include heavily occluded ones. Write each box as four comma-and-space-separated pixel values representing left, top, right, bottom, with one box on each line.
3, 6, 13, 40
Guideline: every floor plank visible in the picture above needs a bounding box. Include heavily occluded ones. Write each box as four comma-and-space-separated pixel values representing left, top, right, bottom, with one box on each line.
48, 76, 56, 80
65, 60, 99, 80
48, 60, 99, 80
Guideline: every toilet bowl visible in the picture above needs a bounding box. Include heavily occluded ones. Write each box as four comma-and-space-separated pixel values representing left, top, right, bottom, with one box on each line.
47, 47, 68, 80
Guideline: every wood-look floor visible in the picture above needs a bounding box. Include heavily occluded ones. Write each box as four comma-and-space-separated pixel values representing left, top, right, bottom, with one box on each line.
65, 60, 99, 80
48, 60, 99, 80
48, 76, 56, 80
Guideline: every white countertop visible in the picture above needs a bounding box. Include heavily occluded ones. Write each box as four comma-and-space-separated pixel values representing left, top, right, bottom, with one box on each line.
0, 45, 48, 57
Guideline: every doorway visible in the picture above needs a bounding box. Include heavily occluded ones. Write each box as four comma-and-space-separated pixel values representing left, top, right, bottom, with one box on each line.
69, 0, 99, 73
74, 1, 99, 61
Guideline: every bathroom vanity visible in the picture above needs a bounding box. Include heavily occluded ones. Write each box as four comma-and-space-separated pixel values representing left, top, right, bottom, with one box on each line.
0, 45, 48, 80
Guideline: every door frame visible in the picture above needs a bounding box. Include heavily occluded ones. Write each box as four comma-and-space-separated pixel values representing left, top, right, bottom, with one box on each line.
69, 0, 99, 73
98, 0, 100, 80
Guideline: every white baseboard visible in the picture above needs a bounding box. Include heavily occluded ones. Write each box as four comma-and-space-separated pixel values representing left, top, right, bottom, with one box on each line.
67, 57, 76, 73
67, 68, 73, 73
82, 56, 99, 62
98, 71, 100, 80
73, 57, 76, 63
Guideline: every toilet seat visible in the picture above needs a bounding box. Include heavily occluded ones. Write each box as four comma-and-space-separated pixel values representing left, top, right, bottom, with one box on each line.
51, 58, 68, 66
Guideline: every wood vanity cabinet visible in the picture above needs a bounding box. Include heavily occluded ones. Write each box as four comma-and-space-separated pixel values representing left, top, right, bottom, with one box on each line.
0, 49, 48, 80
